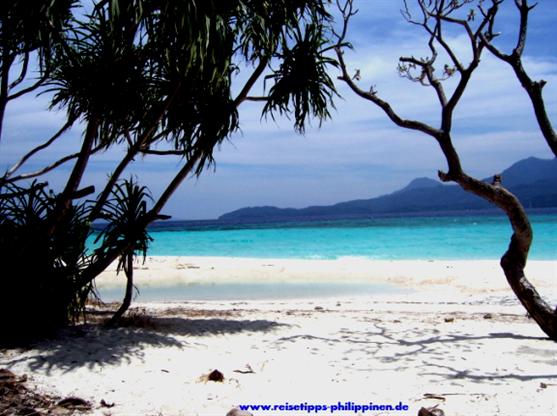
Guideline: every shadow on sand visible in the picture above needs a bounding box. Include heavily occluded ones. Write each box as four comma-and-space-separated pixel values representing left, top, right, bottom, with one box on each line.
2, 316, 287, 375
274, 324, 557, 385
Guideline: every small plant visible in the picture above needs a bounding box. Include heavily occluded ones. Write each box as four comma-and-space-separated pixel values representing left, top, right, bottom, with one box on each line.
95, 178, 153, 325
0, 182, 93, 344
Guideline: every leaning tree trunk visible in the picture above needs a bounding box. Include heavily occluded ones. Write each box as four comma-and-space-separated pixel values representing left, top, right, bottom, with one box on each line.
107, 254, 135, 326
442, 170, 557, 340
500, 236, 557, 340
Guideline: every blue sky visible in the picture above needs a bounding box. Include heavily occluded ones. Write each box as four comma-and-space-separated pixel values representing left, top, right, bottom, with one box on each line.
1, 0, 556, 220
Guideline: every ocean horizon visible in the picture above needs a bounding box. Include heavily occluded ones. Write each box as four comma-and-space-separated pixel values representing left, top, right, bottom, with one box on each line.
92, 211, 557, 261
94, 211, 556, 302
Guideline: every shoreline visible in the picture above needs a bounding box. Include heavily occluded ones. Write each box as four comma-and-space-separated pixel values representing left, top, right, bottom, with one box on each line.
2, 256, 556, 415
95, 256, 556, 300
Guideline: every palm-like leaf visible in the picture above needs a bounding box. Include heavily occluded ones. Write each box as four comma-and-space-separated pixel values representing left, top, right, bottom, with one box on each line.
95, 177, 153, 270
45, 6, 150, 146
0, 0, 76, 70
263, 18, 338, 133
1, 0, 340, 342
0, 182, 93, 342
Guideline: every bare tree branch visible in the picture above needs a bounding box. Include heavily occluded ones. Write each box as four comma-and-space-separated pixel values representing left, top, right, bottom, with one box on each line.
336, 0, 557, 339
513, 0, 536, 56
8, 52, 30, 90
336, 47, 441, 138
335, 1, 440, 137
430, 17, 465, 72
0, 51, 14, 143
140, 149, 185, 156
0, 181, 48, 199
6, 144, 104, 183
480, 0, 556, 156
245, 96, 269, 102
233, 57, 269, 106
399, 54, 449, 107
7, 74, 48, 101
333, 0, 358, 43
147, 150, 202, 219
3, 119, 75, 179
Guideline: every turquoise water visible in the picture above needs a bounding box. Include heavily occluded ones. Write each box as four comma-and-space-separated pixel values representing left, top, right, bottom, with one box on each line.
95, 213, 556, 301
95, 213, 557, 260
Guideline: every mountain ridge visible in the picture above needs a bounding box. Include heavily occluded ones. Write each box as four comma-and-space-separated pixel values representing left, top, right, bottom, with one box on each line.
218, 157, 557, 221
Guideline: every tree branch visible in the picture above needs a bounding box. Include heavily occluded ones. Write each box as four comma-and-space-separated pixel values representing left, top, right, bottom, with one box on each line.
233, 57, 269, 107
430, 17, 465, 72
435, 14, 475, 44
7, 74, 48, 101
513, 0, 535, 57
46, 117, 100, 236
147, 150, 202, 219
3, 119, 75, 179
89, 146, 138, 221
334, 0, 358, 42
336, 48, 441, 138
140, 149, 185, 156
0, 51, 14, 143
336, 0, 557, 340
0, 181, 48, 199
8, 52, 30, 90
481, 0, 556, 156
6, 144, 104, 183
398, 53, 449, 107
245, 96, 269, 102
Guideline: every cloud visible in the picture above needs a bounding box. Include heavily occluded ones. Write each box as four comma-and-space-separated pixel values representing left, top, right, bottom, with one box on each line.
1, 0, 556, 219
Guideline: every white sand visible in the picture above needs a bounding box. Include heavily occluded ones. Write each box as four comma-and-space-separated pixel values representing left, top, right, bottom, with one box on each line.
95, 256, 556, 293
1, 256, 556, 415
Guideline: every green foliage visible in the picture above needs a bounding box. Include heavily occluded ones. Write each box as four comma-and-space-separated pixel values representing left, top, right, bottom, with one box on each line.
0, 177, 154, 345
43, 0, 337, 170
46, 4, 150, 145
0, 0, 340, 342
0, 182, 93, 344
263, 20, 338, 133
0, 0, 75, 69
95, 177, 152, 270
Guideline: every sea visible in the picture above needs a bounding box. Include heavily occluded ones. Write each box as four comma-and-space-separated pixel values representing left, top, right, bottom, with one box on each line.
138, 212, 557, 260
94, 212, 557, 301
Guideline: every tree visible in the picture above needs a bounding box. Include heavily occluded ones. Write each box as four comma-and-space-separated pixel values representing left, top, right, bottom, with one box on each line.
0, 0, 339, 342
95, 178, 153, 326
0, 0, 75, 144
0, 180, 93, 339
481, 0, 556, 157
334, 0, 557, 339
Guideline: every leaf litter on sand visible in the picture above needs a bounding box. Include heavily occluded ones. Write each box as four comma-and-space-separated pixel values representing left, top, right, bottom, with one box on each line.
0, 368, 91, 415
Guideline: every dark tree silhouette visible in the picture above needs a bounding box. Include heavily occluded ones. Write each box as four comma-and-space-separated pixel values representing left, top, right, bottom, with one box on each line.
0, 0, 339, 341
94, 178, 152, 325
334, 0, 557, 339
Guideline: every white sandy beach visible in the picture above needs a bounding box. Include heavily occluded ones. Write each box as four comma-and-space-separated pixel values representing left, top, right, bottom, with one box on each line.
1, 256, 556, 415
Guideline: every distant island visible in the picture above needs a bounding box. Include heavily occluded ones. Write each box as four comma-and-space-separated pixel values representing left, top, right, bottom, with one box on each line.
219, 157, 557, 222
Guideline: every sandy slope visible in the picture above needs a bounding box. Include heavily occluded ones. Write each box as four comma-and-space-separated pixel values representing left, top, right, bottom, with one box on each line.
1, 257, 556, 415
